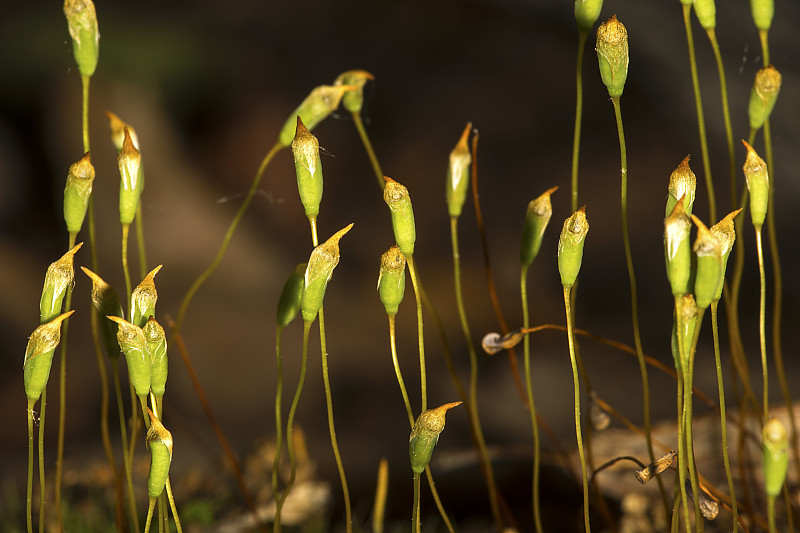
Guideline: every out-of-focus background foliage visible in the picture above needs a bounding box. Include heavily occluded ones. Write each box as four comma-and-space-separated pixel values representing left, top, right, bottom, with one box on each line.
1, 0, 798, 529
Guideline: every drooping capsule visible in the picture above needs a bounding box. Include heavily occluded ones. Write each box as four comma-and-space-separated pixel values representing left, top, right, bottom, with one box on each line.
334, 70, 374, 114
277, 85, 355, 147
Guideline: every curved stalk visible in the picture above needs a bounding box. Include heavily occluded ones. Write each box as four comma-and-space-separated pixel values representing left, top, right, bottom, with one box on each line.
571, 30, 588, 213
705, 29, 736, 213
351, 112, 384, 189
405, 256, 427, 413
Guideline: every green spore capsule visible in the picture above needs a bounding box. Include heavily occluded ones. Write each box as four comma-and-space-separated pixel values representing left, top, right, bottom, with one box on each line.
301, 224, 354, 323
557, 207, 589, 289
520, 186, 557, 268
334, 70, 374, 114
143, 317, 168, 400
82, 267, 124, 357
291, 117, 324, 219
130, 265, 162, 328
105, 111, 140, 152
118, 128, 144, 226
691, 216, 722, 310
63, 152, 95, 234
108, 316, 151, 397
671, 294, 697, 371
445, 123, 473, 219
762, 417, 789, 497
145, 409, 173, 499
694, 0, 716, 30
278, 84, 355, 147
23, 311, 74, 403
750, 0, 774, 31
574, 0, 604, 32
277, 263, 307, 328
596, 15, 629, 99
383, 177, 416, 257
748, 65, 781, 131
709, 209, 742, 302
63, 0, 99, 78
665, 156, 696, 217
742, 140, 769, 228
409, 402, 461, 474
377, 245, 406, 317
40, 243, 82, 323
664, 199, 692, 297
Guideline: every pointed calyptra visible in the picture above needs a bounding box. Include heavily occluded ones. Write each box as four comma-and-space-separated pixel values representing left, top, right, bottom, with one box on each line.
445, 123, 472, 219
383, 177, 416, 257
301, 224, 354, 323
748, 65, 781, 131
277, 263, 307, 328
40, 243, 82, 323
664, 199, 692, 296
108, 316, 151, 397
143, 317, 168, 400
82, 267, 123, 357
130, 265, 162, 328
557, 207, 589, 289
291, 117, 324, 219
409, 402, 462, 474
691, 216, 722, 310
334, 70, 374, 114
105, 111, 140, 151
742, 141, 769, 228
709, 209, 741, 302
63, 153, 95, 234
665, 156, 696, 217
146, 409, 173, 499
278, 85, 356, 147
377, 245, 406, 317
118, 127, 144, 226
63, 0, 99, 78
574, 0, 604, 32
596, 15, 629, 98
520, 186, 557, 268
671, 294, 697, 371
23, 311, 75, 403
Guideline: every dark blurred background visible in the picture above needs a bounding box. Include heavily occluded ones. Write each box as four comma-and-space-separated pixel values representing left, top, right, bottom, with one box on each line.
1, 0, 798, 530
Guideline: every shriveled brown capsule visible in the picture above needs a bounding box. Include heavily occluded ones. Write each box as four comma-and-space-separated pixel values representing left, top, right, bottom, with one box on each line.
481, 330, 525, 355
634, 450, 676, 484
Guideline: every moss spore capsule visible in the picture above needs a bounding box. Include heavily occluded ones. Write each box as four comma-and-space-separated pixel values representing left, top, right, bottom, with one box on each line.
23, 311, 75, 403
671, 294, 697, 370
383, 177, 416, 257
664, 199, 692, 296
694, 0, 716, 30
130, 265, 162, 328
409, 402, 461, 474
146, 409, 173, 499
291, 117, 324, 219
748, 65, 781, 131
445, 123, 472, 218
82, 267, 124, 357
40, 243, 82, 323
666, 156, 696, 217
762, 417, 789, 497
557, 207, 589, 289
108, 316, 151, 397
520, 186, 557, 267
64, 153, 95, 234
377, 245, 406, 316
596, 15, 629, 98
574, 0, 604, 32
750, 0, 774, 31
691, 215, 722, 310
143, 317, 168, 400
278, 84, 355, 147
118, 127, 144, 226
709, 209, 741, 301
742, 140, 769, 228
63, 0, 99, 78
105, 111, 139, 152
635, 450, 677, 484
277, 263, 307, 328
301, 224, 354, 323
334, 69, 374, 114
